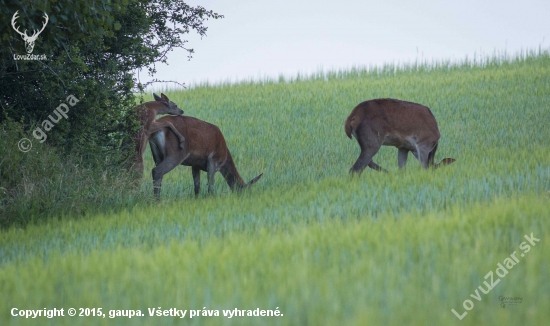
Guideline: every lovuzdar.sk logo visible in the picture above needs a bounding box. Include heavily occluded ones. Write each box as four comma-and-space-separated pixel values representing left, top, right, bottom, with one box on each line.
11, 10, 48, 60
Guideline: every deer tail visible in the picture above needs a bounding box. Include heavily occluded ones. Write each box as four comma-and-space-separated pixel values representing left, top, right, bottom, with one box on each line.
245, 173, 263, 187
220, 150, 263, 191
435, 158, 456, 168
428, 142, 438, 167
345, 119, 353, 139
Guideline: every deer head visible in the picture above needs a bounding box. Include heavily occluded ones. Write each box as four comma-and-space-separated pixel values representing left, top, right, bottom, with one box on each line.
11, 11, 49, 54
153, 93, 184, 116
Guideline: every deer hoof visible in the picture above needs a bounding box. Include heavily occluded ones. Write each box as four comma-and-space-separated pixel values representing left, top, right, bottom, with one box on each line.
179, 142, 184, 149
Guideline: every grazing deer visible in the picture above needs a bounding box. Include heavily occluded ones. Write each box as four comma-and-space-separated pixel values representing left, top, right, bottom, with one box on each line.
148, 115, 263, 198
345, 98, 455, 174
11, 11, 49, 54
134, 93, 186, 175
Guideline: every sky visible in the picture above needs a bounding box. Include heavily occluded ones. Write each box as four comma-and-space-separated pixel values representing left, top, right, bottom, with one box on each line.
142, 0, 550, 88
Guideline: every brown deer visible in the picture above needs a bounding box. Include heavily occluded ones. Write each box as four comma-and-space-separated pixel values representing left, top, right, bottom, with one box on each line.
134, 93, 186, 175
148, 115, 263, 198
345, 98, 455, 174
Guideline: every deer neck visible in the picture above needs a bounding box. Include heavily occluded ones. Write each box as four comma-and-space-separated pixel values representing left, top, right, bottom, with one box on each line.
137, 100, 165, 119
137, 105, 160, 130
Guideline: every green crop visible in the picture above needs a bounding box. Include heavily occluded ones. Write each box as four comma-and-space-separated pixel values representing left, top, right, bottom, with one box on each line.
1, 51, 549, 326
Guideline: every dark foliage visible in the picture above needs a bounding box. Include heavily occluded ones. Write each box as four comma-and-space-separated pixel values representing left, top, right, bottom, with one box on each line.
0, 0, 222, 226
0, 0, 222, 161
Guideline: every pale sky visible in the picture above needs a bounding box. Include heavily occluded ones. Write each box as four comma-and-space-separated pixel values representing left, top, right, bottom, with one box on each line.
142, 0, 550, 88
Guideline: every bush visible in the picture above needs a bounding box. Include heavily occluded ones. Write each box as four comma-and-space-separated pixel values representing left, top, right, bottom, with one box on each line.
0, 0, 222, 227
0, 118, 151, 227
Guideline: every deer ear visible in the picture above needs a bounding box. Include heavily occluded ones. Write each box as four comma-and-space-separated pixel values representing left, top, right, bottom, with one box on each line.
153, 93, 162, 102
160, 93, 169, 103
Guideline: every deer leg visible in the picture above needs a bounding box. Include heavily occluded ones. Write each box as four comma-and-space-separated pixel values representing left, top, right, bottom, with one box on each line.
350, 126, 386, 174
427, 142, 438, 167
166, 122, 185, 150
152, 156, 181, 199
149, 139, 164, 166
133, 131, 149, 176
368, 161, 388, 173
148, 121, 185, 149
350, 145, 382, 174
415, 144, 432, 169
192, 166, 201, 197
206, 158, 217, 194
398, 148, 409, 169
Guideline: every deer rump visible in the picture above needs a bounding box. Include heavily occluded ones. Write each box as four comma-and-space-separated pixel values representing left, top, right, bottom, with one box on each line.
149, 115, 262, 196
345, 98, 455, 173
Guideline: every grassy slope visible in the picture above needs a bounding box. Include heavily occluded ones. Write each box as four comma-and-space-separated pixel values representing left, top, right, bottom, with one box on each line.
1, 53, 549, 325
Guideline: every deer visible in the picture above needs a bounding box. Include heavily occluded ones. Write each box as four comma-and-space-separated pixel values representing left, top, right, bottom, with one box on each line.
133, 93, 186, 175
148, 115, 263, 198
11, 11, 49, 54
345, 98, 455, 174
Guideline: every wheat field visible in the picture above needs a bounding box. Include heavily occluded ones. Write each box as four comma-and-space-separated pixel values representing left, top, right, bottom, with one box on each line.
1, 51, 549, 325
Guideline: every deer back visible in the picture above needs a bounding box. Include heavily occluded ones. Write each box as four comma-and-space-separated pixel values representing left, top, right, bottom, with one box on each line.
155, 116, 229, 166
345, 99, 440, 141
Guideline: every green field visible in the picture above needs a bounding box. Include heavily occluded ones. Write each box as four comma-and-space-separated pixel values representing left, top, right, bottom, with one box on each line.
1, 51, 549, 325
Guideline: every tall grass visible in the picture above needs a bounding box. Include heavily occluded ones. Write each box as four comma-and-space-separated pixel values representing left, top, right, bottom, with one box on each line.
1, 51, 549, 325
151, 49, 549, 197
1, 195, 549, 325
0, 119, 152, 227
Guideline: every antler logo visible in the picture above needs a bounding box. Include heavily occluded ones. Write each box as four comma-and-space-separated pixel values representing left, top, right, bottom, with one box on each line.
11, 10, 49, 54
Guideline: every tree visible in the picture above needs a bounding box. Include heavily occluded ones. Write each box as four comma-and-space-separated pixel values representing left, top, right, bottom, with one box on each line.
0, 0, 223, 163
